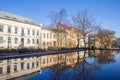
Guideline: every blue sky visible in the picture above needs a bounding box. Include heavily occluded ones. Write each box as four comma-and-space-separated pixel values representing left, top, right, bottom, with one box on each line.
0, 0, 120, 37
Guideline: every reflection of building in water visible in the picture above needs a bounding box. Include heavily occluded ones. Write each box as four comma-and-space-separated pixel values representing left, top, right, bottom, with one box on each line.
0, 51, 86, 80
0, 57, 41, 80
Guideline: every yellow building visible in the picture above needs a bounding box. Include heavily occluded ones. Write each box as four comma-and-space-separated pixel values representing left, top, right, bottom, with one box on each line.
54, 23, 84, 48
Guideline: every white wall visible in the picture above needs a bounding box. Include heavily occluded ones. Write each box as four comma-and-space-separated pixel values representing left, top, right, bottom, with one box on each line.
0, 18, 42, 49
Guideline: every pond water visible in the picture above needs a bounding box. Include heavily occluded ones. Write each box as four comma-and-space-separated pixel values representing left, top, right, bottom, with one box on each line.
26, 50, 120, 80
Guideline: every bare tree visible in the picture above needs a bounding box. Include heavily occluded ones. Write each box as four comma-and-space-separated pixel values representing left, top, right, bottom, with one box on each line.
72, 10, 97, 48
97, 29, 115, 48
48, 8, 68, 49
113, 38, 120, 48
47, 8, 68, 26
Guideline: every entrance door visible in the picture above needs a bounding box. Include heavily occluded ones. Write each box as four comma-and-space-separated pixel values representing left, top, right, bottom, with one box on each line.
53, 41, 56, 47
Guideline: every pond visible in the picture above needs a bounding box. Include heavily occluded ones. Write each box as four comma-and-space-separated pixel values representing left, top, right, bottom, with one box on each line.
26, 50, 120, 80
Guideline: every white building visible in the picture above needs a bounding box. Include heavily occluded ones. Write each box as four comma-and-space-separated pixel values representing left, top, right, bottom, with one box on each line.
0, 10, 42, 49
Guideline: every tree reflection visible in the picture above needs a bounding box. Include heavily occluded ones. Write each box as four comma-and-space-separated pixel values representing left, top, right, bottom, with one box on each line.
47, 51, 102, 80
95, 50, 116, 64
72, 51, 101, 80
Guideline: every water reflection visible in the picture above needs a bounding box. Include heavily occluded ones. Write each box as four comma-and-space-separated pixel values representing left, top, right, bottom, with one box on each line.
0, 50, 119, 80
95, 50, 116, 64
27, 50, 119, 80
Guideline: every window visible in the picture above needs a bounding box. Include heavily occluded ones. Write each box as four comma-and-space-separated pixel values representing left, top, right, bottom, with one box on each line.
7, 60, 11, 63
27, 38, 30, 44
50, 33, 52, 39
47, 42, 49, 46
21, 58, 24, 60
8, 37, 11, 44
7, 66, 10, 73
8, 26, 11, 33
21, 62, 24, 70
12, 17, 17, 20
27, 63, 30, 69
0, 67, 2, 74
36, 62, 39, 67
27, 29, 30, 35
32, 62, 34, 68
0, 25, 4, 32
14, 38, 18, 44
4, 16, 10, 19
43, 41, 45, 47
47, 33, 49, 38
43, 59, 45, 64
37, 31, 39, 36
32, 30, 35, 35
15, 27, 18, 34
50, 58, 52, 62
43, 33, 45, 38
0, 60, 3, 63
47, 58, 49, 63
0, 36, 3, 44
32, 39, 34, 44
14, 59, 17, 61
36, 39, 39, 44
24, 20, 29, 23
21, 28, 24, 36
14, 65, 17, 71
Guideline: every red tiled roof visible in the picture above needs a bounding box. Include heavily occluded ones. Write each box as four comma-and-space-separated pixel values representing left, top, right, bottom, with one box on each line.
88, 34, 97, 37
57, 23, 83, 33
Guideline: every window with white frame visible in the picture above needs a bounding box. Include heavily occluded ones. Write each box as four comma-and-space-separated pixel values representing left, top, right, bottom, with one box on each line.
37, 31, 39, 36
32, 30, 35, 35
28, 29, 30, 35
8, 37, 11, 44
50, 33, 52, 39
27, 38, 31, 44
14, 65, 17, 71
32, 39, 34, 44
0, 25, 4, 32
43, 33, 45, 38
14, 38, 18, 44
47, 33, 49, 38
8, 26, 11, 33
15, 27, 18, 34
0, 36, 3, 44
0, 67, 2, 74
21, 28, 24, 36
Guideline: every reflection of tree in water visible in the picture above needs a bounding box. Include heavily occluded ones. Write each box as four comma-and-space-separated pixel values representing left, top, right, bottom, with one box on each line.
95, 50, 116, 64
72, 51, 101, 80
47, 51, 101, 80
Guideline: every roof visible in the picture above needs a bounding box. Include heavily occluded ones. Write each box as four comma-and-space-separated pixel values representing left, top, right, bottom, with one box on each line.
57, 23, 83, 33
0, 10, 40, 26
57, 23, 73, 30
88, 34, 97, 37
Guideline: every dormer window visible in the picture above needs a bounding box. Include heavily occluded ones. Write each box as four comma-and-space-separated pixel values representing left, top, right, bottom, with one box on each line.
12, 17, 17, 20
24, 20, 29, 23
4, 16, 10, 19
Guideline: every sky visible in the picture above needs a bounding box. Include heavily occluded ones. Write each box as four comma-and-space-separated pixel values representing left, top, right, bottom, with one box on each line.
0, 0, 120, 37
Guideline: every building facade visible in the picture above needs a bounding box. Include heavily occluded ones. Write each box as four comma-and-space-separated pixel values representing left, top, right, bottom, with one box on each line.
0, 10, 42, 49
41, 27, 57, 49
0, 10, 85, 49
54, 23, 84, 48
